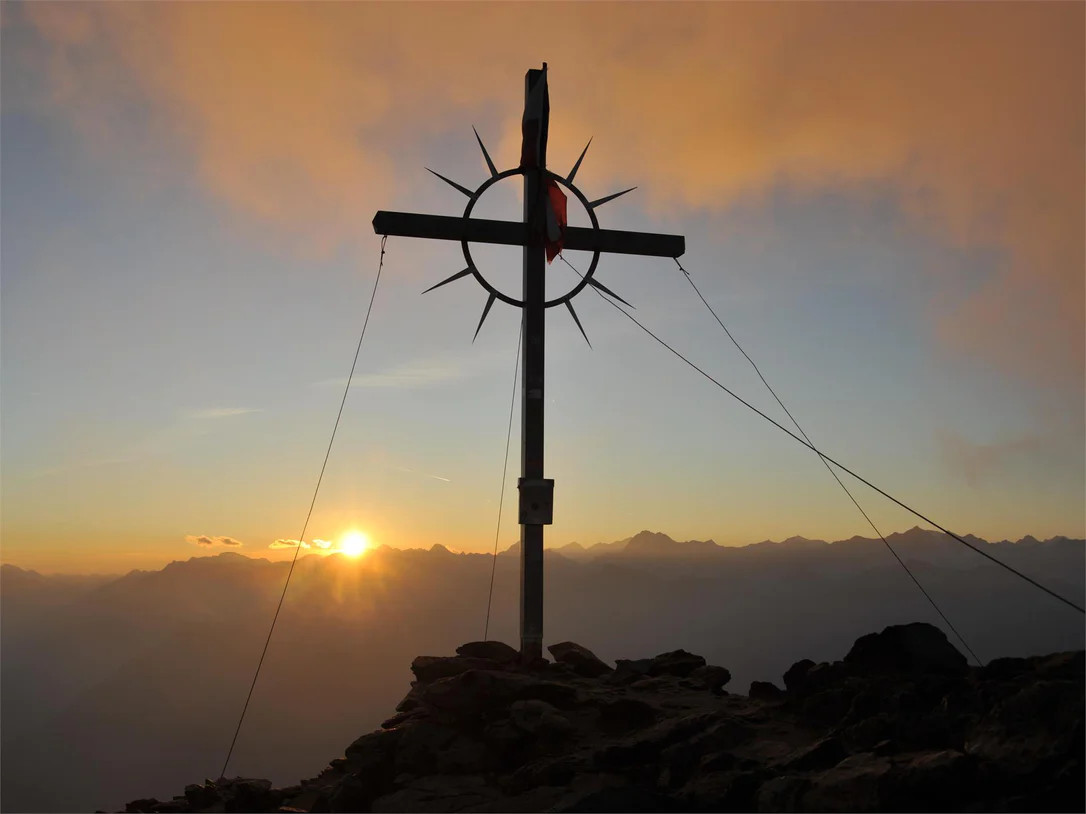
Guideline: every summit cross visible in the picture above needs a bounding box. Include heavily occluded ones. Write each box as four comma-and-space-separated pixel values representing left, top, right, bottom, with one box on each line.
372, 64, 685, 662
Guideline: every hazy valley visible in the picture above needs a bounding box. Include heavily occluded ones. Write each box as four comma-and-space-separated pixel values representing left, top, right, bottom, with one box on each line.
2, 528, 1083, 813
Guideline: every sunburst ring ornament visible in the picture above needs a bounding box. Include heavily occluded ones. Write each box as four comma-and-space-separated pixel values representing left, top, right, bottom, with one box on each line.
420, 131, 637, 343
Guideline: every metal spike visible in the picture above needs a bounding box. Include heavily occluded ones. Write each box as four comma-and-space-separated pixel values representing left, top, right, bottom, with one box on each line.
473, 293, 497, 343
426, 168, 474, 198
587, 276, 634, 308
473, 127, 499, 179
422, 267, 474, 294
589, 187, 637, 209
566, 138, 593, 184
565, 301, 592, 348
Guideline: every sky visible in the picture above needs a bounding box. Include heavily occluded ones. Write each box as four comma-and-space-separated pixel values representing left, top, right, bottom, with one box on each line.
1, 2, 1083, 574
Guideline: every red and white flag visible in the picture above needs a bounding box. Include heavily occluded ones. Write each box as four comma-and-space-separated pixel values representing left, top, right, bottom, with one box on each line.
521, 66, 566, 261
544, 178, 567, 263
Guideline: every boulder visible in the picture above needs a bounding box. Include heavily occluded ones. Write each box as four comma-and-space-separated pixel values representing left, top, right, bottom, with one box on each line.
410, 655, 505, 684
510, 699, 575, 737
779, 736, 848, 772
420, 669, 577, 718
507, 754, 587, 794
844, 623, 968, 676
687, 664, 731, 693
782, 658, 816, 692
648, 649, 706, 678
548, 641, 613, 677
595, 696, 658, 734
799, 753, 892, 812
749, 681, 786, 702
183, 784, 219, 809
611, 658, 653, 684
395, 682, 424, 713
679, 768, 766, 812
883, 749, 976, 810
455, 640, 520, 664
226, 778, 280, 813
370, 775, 499, 813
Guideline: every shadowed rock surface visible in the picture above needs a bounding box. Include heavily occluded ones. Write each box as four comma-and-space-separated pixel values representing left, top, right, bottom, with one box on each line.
121, 624, 1083, 813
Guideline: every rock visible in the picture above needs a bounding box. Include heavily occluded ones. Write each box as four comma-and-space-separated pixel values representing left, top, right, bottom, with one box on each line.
799, 753, 892, 812
436, 733, 494, 775
420, 669, 577, 718
455, 640, 520, 664
779, 736, 848, 772
226, 778, 279, 813
510, 699, 575, 737
116, 630, 1086, 814
595, 696, 659, 734
612, 658, 653, 683
126, 800, 161, 813
883, 749, 976, 810
844, 622, 968, 676
370, 775, 499, 813
687, 664, 731, 693
382, 709, 425, 729
281, 789, 326, 813
680, 768, 767, 811
840, 713, 895, 753
799, 684, 861, 728
552, 784, 679, 812
343, 728, 401, 775
391, 721, 459, 775
648, 649, 706, 678
507, 754, 586, 793
548, 641, 613, 677
183, 784, 219, 809
782, 658, 816, 692
749, 680, 785, 702
410, 655, 505, 684
757, 775, 810, 811
965, 678, 1084, 777
327, 774, 383, 814
395, 683, 424, 713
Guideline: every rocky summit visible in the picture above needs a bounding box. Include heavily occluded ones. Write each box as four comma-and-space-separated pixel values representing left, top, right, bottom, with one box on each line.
123, 624, 1084, 813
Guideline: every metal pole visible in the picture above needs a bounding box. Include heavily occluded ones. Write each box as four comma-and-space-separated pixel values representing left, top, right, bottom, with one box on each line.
519, 66, 548, 662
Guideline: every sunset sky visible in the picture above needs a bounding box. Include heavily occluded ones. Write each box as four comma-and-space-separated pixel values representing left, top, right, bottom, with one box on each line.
2, 2, 1083, 574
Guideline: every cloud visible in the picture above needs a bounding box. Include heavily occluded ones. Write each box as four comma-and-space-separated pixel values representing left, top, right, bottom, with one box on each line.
188, 408, 262, 420
15, 2, 1084, 389
269, 539, 310, 550
186, 534, 243, 547
935, 430, 1054, 488
311, 539, 333, 549
396, 466, 451, 483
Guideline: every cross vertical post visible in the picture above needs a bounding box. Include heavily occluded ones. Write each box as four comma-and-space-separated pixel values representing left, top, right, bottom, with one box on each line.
370, 64, 685, 665
519, 66, 548, 663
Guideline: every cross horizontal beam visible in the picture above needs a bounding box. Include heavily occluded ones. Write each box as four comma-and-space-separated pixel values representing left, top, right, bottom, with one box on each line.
373, 211, 685, 258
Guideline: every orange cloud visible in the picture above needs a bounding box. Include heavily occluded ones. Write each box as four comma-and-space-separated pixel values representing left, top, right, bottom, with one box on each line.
269, 539, 310, 550
15, 2, 1084, 388
186, 535, 242, 547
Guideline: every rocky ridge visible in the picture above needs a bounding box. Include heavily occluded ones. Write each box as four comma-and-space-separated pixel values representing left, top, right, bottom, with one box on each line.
123, 623, 1084, 813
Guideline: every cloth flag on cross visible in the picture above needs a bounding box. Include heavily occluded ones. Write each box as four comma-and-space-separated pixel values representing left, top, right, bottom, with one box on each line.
520, 65, 567, 262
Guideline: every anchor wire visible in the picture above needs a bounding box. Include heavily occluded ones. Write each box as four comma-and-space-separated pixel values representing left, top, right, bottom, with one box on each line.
485, 317, 524, 640
558, 254, 1084, 617
219, 235, 389, 781
671, 257, 983, 666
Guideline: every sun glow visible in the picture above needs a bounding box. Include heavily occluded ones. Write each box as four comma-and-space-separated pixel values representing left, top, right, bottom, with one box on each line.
340, 530, 370, 558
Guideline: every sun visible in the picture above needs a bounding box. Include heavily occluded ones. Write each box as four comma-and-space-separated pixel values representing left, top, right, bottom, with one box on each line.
340, 531, 370, 558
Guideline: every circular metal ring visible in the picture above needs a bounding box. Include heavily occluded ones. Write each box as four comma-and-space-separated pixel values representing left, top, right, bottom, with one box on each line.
460, 168, 601, 309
